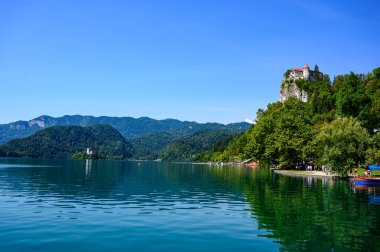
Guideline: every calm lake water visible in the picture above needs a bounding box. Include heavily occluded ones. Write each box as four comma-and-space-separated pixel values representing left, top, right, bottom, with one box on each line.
0, 158, 380, 251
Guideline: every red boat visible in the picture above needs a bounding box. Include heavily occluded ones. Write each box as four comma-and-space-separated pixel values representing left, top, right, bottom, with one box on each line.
353, 164, 380, 186
354, 176, 380, 186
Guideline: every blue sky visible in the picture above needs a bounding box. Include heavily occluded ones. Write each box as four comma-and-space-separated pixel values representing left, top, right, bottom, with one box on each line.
1, 0, 379, 124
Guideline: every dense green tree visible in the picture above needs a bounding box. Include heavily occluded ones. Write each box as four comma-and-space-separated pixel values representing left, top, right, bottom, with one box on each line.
314, 117, 369, 176
333, 72, 369, 118
195, 129, 250, 162
309, 75, 335, 119
159, 129, 238, 162
362, 67, 380, 131
366, 131, 380, 165
129, 132, 176, 160
244, 98, 315, 168
272, 99, 316, 167
283, 69, 292, 78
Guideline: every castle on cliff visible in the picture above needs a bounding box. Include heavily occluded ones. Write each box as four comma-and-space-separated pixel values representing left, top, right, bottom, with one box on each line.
287, 64, 323, 82
280, 64, 323, 102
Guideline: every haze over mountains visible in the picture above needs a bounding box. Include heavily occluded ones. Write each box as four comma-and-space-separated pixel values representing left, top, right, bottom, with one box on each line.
0, 115, 250, 144
0, 115, 250, 160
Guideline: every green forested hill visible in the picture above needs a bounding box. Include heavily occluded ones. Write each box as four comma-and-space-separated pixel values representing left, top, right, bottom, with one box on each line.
0, 124, 133, 159
129, 132, 176, 160
199, 67, 380, 175
159, 129, 239, 161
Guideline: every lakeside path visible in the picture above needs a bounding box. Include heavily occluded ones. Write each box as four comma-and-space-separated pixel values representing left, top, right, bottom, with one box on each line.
273, 169, 340, 178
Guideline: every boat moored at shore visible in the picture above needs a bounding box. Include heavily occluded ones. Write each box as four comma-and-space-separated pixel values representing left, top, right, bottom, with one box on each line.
353, 164, 380, 186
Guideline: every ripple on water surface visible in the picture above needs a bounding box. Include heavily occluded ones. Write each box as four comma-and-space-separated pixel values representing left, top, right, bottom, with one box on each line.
0, 158, 380, 251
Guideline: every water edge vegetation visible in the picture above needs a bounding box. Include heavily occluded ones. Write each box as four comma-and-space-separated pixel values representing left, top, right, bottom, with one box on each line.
196, 67, 380, 176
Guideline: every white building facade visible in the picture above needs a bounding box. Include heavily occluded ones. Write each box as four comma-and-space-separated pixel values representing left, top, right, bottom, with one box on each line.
280, 64, 323, 102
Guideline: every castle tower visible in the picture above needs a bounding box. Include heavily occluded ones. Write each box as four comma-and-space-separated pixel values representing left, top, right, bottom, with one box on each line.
303, 64, 310, 80
314, 64, 319, 72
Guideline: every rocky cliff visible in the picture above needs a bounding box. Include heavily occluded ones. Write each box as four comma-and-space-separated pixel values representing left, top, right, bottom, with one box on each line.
280, 81, 308, 102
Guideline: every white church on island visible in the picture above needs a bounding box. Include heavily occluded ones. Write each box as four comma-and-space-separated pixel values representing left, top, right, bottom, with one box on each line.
280, 64, 323, 102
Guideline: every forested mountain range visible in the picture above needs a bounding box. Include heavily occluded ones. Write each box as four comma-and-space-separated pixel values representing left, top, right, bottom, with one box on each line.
0, 124, 134, 159
0, 115, 250, 144
0, 116, 250, 161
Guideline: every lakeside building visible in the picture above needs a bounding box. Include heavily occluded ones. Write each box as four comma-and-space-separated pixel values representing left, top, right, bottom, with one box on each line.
287, 64, 323, 82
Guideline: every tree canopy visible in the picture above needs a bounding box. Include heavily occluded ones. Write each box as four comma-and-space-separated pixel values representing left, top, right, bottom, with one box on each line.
199, 67, 380, 174
314, 117, 369, 175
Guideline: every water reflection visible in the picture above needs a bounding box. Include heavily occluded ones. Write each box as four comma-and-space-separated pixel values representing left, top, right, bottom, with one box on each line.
0, 159, 272, 251
353, 184, 380, 206
85, 159, 92, 177
0, 159, 255, 217
0, 158, 379, 251
370, 195, 380, 205
210, 167, 380, 251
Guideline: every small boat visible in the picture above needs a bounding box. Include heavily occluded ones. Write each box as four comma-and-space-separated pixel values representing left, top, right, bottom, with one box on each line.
353, 164, 380, 186
354, 177, 380, 186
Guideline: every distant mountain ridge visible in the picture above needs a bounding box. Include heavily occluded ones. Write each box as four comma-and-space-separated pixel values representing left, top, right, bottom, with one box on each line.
0, 115, 250, 144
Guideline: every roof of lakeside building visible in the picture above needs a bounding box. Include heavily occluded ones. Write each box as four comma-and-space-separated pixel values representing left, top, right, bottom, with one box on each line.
292, 67, 323, 73
292, 68, 303, 72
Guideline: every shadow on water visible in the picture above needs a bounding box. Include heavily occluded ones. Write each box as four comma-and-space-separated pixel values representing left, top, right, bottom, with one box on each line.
353, 184, 380, 206
0, 158, 380, 251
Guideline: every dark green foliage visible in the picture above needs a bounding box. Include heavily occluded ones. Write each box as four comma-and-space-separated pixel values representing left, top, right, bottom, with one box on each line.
366, 131, 380, 165
283, 69, 292, 78
363, 68, 380, 131
330, 69, 380, 131
242, 98, 316, 168
71, 152, 94, 159
159, 129, 238, 162
314, 117, 369, 176
333, 72, 369, 119
195, 130, 250, 162
0, 124, 133, 159
201, 67, 380, 173
129, 132, 176, 160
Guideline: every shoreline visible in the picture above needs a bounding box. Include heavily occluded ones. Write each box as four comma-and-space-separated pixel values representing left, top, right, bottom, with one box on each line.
273, 169, 340, 178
